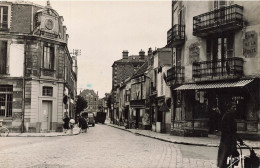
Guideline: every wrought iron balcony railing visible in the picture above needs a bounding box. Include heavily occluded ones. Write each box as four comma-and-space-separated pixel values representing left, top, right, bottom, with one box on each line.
167, 66, 184, 83
193, 4, 243, 37
167, 24, 185, 47
192, 57, 243, 79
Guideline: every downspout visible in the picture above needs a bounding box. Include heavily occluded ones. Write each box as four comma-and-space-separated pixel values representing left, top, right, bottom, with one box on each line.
21, 39, 26, 133
144, 74, 152, 129
171, 0, 176, 133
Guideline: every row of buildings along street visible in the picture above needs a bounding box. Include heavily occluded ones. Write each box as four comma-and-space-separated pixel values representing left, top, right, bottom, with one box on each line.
0, 0, 259, 141
110, 0, 260, 140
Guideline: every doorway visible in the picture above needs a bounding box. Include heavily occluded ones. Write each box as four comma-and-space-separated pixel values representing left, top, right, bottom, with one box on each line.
42, 101, 52, 131
136, 109, 140, 129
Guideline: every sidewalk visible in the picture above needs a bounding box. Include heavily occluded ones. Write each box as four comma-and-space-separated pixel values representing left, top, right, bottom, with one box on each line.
6, 125, 81, 137
106, 123, 260, 149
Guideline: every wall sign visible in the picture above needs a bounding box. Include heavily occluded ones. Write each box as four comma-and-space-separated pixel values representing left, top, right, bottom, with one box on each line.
189, 42, 200, 64
243, 31, 258, 58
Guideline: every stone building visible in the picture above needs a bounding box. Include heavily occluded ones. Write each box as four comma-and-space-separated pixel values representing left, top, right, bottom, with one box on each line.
0, 1, 77, 133
111, 50, 147, 123
166, 0, 260, 139
79, 89, 99, 112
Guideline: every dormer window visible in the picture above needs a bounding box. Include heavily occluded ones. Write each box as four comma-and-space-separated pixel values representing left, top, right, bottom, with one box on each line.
0, 6, 8, 29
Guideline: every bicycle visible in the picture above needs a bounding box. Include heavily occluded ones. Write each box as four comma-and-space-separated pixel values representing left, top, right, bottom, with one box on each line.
0, 120, 9, 137
227, 142, 260, 168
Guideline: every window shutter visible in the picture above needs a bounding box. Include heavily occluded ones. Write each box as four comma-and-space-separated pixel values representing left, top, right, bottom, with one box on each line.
182, 7, 185, 25
0, 41, 7, 74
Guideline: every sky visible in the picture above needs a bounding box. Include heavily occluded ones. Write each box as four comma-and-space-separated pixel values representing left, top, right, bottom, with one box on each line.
32, 0, 172, 98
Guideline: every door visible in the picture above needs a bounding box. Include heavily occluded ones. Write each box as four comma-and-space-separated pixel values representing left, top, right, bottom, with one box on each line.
42, 101, 52, 131
136, 109, 140, 129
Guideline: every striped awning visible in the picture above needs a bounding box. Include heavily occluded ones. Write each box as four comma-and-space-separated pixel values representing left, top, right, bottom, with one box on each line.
174, 79, 254, 90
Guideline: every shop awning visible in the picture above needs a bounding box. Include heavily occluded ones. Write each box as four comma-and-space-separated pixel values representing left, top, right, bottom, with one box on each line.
174, 79, 254, 90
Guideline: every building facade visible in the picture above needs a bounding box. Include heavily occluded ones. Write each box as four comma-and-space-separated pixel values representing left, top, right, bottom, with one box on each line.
0, 1, 77, 133
79, 89, 99, 112
111, 50, 147, 124
167, 0, 260, 139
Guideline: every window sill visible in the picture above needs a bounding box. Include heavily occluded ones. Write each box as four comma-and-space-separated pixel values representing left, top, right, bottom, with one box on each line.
0, 28, 10, 32
0, 117, 13, 120
41, 68, 56, 71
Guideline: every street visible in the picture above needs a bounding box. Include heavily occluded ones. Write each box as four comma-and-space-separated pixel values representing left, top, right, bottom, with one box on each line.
0, 124, 219, 168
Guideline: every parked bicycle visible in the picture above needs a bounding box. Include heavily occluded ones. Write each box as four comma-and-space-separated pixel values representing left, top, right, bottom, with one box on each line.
227, 142, 259, 168
0, 119, 9, 137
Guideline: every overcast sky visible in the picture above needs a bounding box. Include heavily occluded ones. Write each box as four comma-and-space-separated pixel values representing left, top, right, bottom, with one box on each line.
33, 0, 171, 98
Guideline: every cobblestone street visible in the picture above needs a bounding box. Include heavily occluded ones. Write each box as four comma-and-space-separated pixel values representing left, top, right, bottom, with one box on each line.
0, 124, 219, 168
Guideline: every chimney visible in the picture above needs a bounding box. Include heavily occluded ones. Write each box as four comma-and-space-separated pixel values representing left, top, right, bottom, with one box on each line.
148, 48, 152, 56
122, 50, 128, 59
148, 48, 153, 66
139, 49, 145, 59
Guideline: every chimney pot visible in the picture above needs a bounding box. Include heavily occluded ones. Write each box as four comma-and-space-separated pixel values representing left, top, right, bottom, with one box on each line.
122, 50, 128, 59
139, 49, 145, 59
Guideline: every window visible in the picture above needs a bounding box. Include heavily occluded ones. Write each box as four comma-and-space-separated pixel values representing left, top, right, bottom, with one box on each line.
207, 35, 234, 61
178, 7, 185, 26
42, 86, 53, 96
0, 6, 8, 29
0, 85, 13, 117
43, 46, 54, 69
0, 41, 7, 74
214, 0, 226, 9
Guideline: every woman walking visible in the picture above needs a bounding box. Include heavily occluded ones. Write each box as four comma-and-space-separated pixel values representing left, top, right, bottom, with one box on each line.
63, 115, 70, 134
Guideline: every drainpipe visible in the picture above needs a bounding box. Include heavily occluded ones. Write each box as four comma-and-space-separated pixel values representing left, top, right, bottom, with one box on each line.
144, 73, 152, 129
21, 39, 26, 133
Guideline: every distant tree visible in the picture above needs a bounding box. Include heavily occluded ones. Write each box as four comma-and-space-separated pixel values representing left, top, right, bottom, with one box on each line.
76, 95, 88, 115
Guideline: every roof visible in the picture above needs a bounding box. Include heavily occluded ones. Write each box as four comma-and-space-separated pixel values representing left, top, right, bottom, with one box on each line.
112, 55, 147, 67
132, 61, 148, 78
174, 79, 254, 90
80, 89, 98, 97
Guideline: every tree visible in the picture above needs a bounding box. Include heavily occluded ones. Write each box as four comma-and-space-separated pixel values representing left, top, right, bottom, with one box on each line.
76, 95, 88, 115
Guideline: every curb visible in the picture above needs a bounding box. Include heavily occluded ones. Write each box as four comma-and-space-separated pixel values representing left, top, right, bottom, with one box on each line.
107, 124, 260, 149
6, 130, 81, 137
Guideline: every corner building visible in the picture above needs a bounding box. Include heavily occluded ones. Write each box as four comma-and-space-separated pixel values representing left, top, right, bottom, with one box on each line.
0, 1, 77, 133
166, 0, 260, 139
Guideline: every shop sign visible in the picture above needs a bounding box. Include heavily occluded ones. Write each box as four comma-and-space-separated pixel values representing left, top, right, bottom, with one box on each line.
189, 42, 200, 64
243, 31, 258, 58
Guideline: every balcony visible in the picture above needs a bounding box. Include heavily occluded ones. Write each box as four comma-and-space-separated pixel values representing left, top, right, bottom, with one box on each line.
167, 24, 185, 47
193, 4, 243, 37
192, 57, 243, 80
166, 66, 184, 84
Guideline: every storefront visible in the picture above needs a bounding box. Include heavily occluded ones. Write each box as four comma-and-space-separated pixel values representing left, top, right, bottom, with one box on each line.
171, 79, 260, 139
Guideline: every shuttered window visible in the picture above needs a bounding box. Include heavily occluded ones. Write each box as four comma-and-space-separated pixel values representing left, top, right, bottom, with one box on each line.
0, 6, 8, 29
0, 41, 7, 74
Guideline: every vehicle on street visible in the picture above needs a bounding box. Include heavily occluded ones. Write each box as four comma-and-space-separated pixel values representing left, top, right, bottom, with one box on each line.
81, 112, 95, 127
96, 112, 106, 124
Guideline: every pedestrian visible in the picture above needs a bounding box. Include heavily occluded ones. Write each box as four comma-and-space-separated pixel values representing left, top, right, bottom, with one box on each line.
63, 114, 70, 134
209, 107, 221, 134
78, 116, 83, 133
217, 102, 243, 168
69, 118, 75, 135
81, 116, 88, 133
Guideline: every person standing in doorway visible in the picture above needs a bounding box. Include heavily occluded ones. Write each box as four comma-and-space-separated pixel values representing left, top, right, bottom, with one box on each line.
209, 107, 221, 134
217, 102, 243, 168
